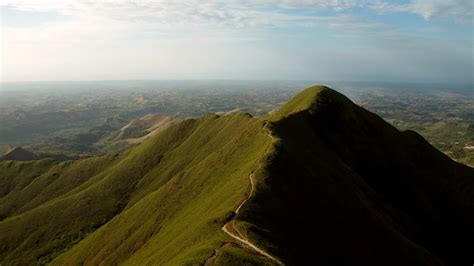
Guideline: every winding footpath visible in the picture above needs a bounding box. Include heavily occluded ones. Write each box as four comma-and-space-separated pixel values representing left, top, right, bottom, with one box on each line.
221, 127, 283, 265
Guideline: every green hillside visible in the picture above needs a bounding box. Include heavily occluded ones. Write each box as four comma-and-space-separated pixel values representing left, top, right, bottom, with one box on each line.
0, 86, 473, 265
0, 113, 272, 265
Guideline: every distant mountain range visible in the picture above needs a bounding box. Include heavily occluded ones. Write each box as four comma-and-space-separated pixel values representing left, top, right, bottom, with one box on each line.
0, 86, 472, 265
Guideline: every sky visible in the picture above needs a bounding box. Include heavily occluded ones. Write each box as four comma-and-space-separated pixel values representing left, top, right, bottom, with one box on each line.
0, 0, 473, 83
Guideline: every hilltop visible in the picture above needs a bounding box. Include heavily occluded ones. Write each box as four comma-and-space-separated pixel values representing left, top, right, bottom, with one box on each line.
0, 146, 76, 162
0, 86, 472, 265
112, 114, 180, 142
0, 146, 40, 161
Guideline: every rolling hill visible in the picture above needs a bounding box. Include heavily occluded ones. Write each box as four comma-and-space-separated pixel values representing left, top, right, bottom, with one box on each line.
0, 146, 40, 161
113, 114, 179, 141
0, 146, 76, 162
0, 86, 472, 265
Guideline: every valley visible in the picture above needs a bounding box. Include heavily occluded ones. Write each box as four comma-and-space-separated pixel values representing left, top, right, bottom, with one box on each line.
1, 81, 473, 166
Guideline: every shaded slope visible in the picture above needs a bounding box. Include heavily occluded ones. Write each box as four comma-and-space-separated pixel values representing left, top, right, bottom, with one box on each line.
0, 146, 77, 162
233, 86, 474, 265
0, 146, 40, 161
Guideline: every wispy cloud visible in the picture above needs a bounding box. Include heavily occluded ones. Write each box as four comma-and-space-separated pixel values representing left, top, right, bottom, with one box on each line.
370, 0, 473, 24
2, 0, 472, 29
1, 1, 394, 45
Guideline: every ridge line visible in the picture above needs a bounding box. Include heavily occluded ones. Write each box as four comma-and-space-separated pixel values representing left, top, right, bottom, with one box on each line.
221, 124, 283, 265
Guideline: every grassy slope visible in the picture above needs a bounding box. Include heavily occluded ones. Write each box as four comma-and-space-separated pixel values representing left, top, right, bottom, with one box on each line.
233, 86, 474, 265
0, 119, 198, 264
0, 113, 271, 265
53, 113, 271, 265
1, 85, 472, 265
268, 85, 326, 120
0, 156, 119, 219
0, 159, 56, 199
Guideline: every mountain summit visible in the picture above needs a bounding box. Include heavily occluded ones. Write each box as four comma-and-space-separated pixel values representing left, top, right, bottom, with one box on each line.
0, 86, 472, 265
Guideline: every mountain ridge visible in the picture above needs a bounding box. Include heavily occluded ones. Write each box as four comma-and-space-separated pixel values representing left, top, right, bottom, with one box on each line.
234, 86, 473, 265
0, 85, 472, 265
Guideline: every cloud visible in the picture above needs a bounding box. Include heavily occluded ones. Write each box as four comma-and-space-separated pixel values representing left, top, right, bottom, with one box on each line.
2, 0, 472, 30
1, 0, 392, 45
411, 0, 473, 22
1, 0, 472, 82
371, 0, 473, 24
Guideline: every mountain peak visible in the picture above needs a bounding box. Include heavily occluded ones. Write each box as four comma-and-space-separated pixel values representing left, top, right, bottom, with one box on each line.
269, 85, 351, 120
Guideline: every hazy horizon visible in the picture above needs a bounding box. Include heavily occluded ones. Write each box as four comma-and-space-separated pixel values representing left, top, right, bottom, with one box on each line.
1, 79, 473, 96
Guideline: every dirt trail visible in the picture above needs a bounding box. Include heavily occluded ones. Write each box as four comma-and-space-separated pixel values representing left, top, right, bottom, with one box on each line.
221, 127, 283, 265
